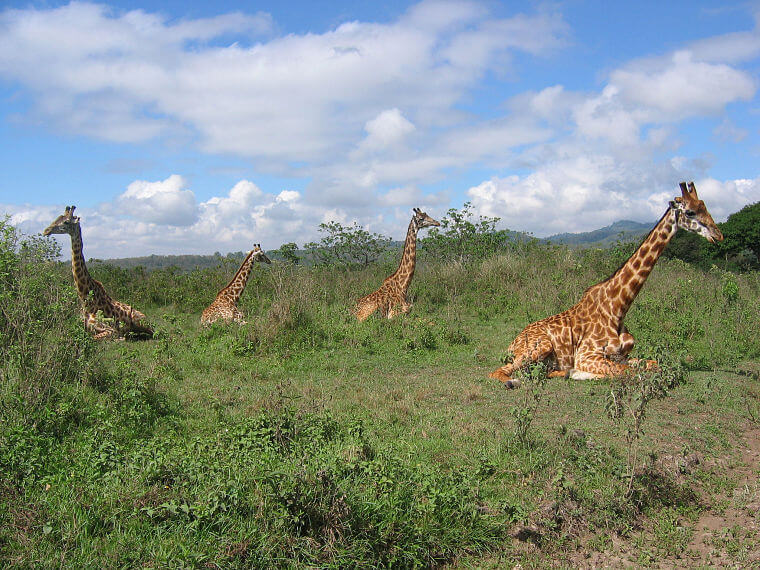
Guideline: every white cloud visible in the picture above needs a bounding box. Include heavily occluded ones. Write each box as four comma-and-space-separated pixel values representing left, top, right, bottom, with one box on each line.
357, 108, 416, 153
0, 0, 568, 165
201, 180, 263, 223
611, 51, 756, 120
117, 174, 197, 226
689, 177, 760, 220
468, 153, 760, 237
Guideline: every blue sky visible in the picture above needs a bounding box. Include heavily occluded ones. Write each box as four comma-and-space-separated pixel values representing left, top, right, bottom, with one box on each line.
1, 0, 759, 258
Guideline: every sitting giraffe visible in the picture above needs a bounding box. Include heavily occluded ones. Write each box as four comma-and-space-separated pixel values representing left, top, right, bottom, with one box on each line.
354, 208, 440, 321
43, 206, 153, 340
201, 244, 271, 325
490, 182, 723, 388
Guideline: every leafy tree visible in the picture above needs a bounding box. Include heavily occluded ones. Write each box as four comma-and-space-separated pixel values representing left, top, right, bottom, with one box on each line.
304, 221, 391, 268
273, 242, 301, 265
420, 202, 513, 262
711, 201, 760, 263
663, 231, 712, 269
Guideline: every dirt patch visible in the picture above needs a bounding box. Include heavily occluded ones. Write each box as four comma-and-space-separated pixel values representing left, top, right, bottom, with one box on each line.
681, 425, 760, 567
560, 425, 760, 568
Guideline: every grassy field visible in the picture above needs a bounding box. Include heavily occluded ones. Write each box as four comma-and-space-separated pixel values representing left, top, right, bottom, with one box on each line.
2, 226, 759, 567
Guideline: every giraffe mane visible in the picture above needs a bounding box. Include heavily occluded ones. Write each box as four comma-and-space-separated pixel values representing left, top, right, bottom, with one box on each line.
595, 206, 674, 289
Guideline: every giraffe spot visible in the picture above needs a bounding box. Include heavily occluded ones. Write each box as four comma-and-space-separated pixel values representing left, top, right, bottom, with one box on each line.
639, 245, 650, 257
631, 259, 641, 270
643, 256, 656, 268
619, 267, 632, 282
608, 285, 620, 299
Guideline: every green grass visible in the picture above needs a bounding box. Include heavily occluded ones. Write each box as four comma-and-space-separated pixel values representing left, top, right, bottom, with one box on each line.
2, 227, 759, 567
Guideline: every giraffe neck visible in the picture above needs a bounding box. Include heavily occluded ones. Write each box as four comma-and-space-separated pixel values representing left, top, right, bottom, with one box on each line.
68, 225, 94, 300
391, 218, 418, 290
601, 207, 678, 322
218, 250, 257, 304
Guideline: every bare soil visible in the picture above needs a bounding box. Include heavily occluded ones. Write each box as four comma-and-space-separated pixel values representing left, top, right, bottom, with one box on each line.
571, 425, 760, 568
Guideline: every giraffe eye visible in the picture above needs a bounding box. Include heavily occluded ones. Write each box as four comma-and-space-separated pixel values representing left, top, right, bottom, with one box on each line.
685, 209, 695, 216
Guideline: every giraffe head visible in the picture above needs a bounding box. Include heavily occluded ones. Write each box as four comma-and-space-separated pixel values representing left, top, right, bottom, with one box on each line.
412, 207, 440, 230
251, 244, 272, 264
43, 205, 80, 236
669, 182, 723, 243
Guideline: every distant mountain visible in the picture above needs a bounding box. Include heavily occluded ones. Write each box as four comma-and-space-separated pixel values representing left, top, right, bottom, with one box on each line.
544, 220, 653, 247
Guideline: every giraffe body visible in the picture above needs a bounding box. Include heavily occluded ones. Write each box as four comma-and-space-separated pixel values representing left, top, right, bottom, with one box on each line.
201, 244, 271, 325
43, 206, 153, 340
490, 182, 723, 388
354, 208, 440, 321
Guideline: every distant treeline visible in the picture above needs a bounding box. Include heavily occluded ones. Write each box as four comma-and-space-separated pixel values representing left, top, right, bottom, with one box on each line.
86, 201, 759, 273
89, 252, 251, 272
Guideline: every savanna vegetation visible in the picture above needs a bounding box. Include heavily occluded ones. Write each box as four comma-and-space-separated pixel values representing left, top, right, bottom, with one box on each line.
1, 205, 759, 568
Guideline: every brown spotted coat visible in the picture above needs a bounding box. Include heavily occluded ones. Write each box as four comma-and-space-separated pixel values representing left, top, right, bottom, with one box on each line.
490, 182, 723, 388
354, 208, 440, 321
43, 206, 153, 340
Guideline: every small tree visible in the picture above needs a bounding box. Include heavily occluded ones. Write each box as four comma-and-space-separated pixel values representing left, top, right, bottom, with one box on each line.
304, 221, 391, 268
662, 231, 712, 268
273, 242, 301, 265
420, 202, 512, 262
711, 201, 760, 263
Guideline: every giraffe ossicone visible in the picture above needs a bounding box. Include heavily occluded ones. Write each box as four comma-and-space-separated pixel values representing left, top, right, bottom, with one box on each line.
43, 205, 154, 340
201, 244, 271, 325
354, 207, 440, 321
490, 181, 723, 388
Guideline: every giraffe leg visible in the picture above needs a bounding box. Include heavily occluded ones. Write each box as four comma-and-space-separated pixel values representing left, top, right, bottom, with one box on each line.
571, 355, 629, 380
619, 329, 635, 357
489, 336, 554, 389
628, 358, 660, 371
232, 308, 247, 325
84, 312, 118, 340
355, 297, 378, 322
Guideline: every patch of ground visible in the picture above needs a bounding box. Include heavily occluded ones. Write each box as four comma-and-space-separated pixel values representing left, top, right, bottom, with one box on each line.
681, 426, 760, 567
566, 425, 760, 568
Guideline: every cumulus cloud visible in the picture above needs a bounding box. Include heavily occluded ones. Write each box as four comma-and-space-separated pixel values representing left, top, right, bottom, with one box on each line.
468, 158, 760, 237
0, 0, 568, 166
117, 175, 198, 226
357, 109, 416, 154
463, 22, 760, 236
610, 51, 756, 120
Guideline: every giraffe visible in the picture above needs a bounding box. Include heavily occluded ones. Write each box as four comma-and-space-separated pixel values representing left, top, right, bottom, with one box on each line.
201, 244, 271, 325
490, 182, 724, 388
43, 205, 153, 340
354, 208, 440, 321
